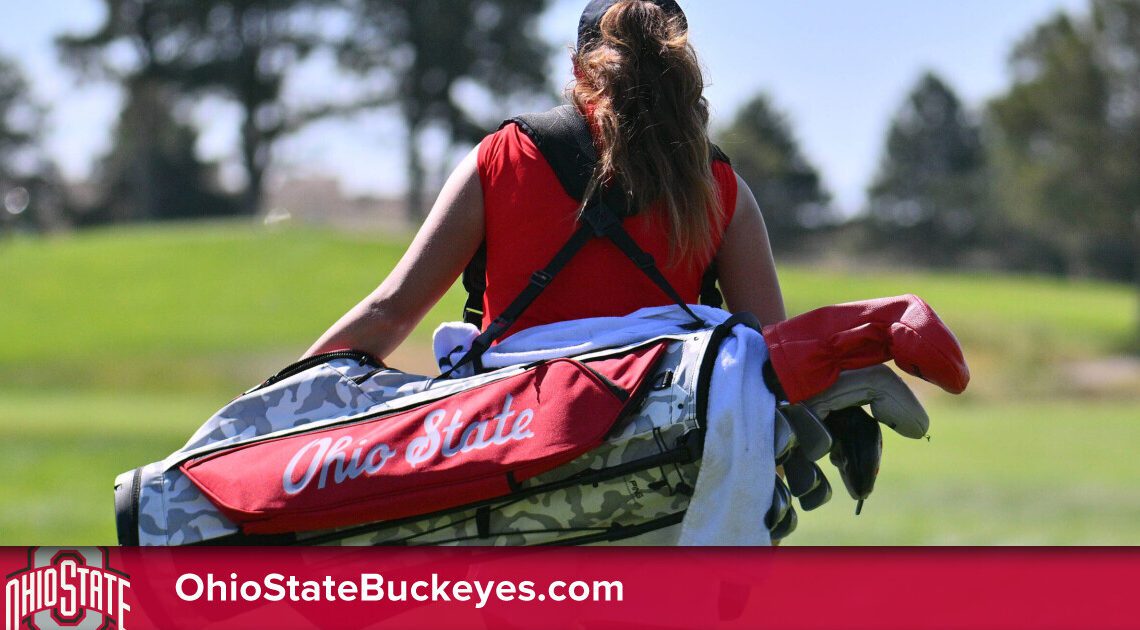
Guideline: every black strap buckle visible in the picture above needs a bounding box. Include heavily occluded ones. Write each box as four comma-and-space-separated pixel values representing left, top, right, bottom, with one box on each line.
530, 270, 553, 288
485, 317, 510, 338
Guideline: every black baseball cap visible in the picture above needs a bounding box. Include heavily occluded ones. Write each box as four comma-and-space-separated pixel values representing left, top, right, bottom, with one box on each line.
577, 0, 687, 50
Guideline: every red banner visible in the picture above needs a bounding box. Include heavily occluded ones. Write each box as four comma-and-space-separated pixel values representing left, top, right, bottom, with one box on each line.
2, 547, 1136, 630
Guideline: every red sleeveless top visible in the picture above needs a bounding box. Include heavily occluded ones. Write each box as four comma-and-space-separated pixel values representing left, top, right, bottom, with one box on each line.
476, 122, 738, 338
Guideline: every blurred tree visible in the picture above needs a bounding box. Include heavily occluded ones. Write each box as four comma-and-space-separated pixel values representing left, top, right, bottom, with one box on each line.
337, 0, 554, 221
0, 55, 66, 233
864, 72, 993, 267
80, 80, 236, 224
715, 93, 832, 253
58, 0, 341, 216
988, 5, 1138, 281
1090, 0, 1140, 289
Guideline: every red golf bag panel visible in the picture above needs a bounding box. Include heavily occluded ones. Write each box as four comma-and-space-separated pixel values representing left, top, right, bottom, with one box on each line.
181, 341, 667, 534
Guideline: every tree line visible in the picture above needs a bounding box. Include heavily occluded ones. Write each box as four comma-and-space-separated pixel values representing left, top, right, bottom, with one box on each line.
6, 0, 552, 227
719, 0, 1138, 283
0, 0, 1136, 284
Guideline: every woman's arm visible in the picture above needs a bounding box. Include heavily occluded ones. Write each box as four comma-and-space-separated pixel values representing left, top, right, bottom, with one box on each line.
716, 173, 786, 326
303, 147, 485, 360
717, 174, 789, 544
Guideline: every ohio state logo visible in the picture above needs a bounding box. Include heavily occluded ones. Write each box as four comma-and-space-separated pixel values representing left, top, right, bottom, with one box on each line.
281, 394, 536, 495
4, 548, 131, 630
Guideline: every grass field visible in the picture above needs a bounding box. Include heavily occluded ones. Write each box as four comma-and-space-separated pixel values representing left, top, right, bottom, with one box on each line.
1, 221, 1137, 544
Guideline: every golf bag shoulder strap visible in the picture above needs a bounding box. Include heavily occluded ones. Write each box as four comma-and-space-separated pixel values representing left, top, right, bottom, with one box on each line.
508, 104, 599, 201
462, 105, 730, 328
513, 105, 732, 215
460, 105, 598, 328
465, 106, 730, 318
456, 108, 729, 350
447, 194, 705, 377
504, 104, 732, 195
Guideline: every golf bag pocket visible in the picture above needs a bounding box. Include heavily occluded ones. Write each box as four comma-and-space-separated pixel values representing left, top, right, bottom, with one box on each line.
179, 342, 667, 534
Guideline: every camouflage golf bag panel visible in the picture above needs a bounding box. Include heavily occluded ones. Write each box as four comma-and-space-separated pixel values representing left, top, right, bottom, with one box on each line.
117, 355, 374, 545
115, 326, 721, 546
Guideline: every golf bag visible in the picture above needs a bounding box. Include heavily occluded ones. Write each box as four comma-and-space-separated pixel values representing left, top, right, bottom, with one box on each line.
114, 319, 746, 546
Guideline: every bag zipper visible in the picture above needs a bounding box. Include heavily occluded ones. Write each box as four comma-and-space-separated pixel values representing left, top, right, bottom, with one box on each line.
184, 343, 668, 467
180, 356, 620, 467
255, 350, 380, 391
580, 364, 630, 402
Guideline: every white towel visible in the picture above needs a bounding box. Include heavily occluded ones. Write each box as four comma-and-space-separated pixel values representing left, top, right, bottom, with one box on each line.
433, 305, 775, 545
432, 321, 480, 373
679, 323, 774, 545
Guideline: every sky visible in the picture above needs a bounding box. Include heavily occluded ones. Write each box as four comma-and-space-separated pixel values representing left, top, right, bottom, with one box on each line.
2, 0, 1087, 213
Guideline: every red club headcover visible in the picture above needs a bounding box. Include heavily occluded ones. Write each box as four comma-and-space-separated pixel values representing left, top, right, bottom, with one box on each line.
761, 294, 970, 403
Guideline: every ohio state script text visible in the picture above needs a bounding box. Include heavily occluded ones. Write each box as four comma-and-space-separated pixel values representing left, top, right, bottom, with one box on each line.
282, 394, 535, 494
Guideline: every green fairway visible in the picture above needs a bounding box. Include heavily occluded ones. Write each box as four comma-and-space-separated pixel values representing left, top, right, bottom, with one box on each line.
0, 388, 217, 543
1, 222, 1136, 544
790, 398, 1140, 545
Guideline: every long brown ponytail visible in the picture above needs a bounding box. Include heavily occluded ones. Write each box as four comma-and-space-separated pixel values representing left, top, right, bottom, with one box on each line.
572, 0, 722, 265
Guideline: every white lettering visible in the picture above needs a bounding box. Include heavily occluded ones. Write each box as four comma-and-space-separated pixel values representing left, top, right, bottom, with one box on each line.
89, 569, 103, 614
550, 580, 567, 601
452, 581, 471, 602
431, 574, 451, 601
411, 580, 429, 601
263, 574, 286, 602
473, 580, 494, 609
495, 581, 516, 602
119, 577, 131, 629
491, 395, 518, 445
440, 411, 465, 456
283, 438, 331, 495
175, 574, 203, 602
387, 579, 408, 602
213, 573, 231, 602
405, 410, 447, 467
73, 566, 91, 610
517, 581, 536, 601
362, 442, 395, 474
422, 395, 536, 461
280, 396, 537, 494
360, 574, 383, 601
569, 581, 590, 601
59, 560, 77, 617
317, 436, 353, 489
7, 578, 20, 630
338, 580, 358, 601
457, 421, 483, 453
300, 581, 320, 602
3, 561, 133, 630
103, 573, 118, 617
239, 581, 261, 601
512, 409, 535, 440
21, 571, 35, 619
